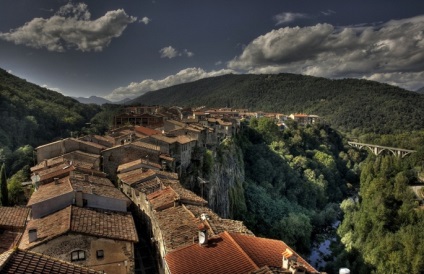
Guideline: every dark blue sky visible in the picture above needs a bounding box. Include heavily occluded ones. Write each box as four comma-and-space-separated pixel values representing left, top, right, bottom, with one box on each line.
1, 0, 424, 101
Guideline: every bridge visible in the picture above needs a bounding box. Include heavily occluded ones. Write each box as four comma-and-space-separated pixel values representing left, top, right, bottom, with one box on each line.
348, 141, 417, 158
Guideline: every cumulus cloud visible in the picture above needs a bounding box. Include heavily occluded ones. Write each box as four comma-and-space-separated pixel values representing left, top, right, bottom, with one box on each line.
140, 16, 151, 25
105, 67, 236, 101
273, 12, 308, 25
228, 15, 424, 90
41, 84, 62, 93
159, 46, 194, 58
0, 2, 137, 52
159, 46, 179, 58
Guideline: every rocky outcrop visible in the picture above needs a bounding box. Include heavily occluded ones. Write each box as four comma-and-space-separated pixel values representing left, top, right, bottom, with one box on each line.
207, 138, 246, 219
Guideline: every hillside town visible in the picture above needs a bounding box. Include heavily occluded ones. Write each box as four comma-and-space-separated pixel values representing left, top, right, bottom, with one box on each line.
0, 106, 323, 274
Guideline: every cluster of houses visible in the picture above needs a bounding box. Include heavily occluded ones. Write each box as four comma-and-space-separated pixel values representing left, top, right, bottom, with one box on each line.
0, 106, 322, 274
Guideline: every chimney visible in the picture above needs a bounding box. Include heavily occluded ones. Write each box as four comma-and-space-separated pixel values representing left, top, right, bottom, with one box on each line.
75, 191, 83, 207
28, 228, 37, 243
54, 178, 60, 185
282, 248, 296, 270
43, 160, 48, 167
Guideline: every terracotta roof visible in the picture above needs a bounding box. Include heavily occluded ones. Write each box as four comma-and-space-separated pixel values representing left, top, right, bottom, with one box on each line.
0, 249, 100, 274
28, 175, 128, 206
70, 206, 138, 243
132, 178, 162, 194
165, 231, 259, 274
117, 158, 161, 173
161, 179, 207, 206
131, 141, 161, 151
37, 164, 76, 183
152, 206, 200, 252
27, 178, 73, 206
118, 169, 157, 186
149, 134, 179, 144
0, 207, 30, 229
154, 170, 178, 180
0, 231, 23, 254
134, 126, 161, 136
229, 233, 318, 273
184, 205, 253, 236
19, 206, 71, 250
19, 206, 138, 250
147, 187, 179, 211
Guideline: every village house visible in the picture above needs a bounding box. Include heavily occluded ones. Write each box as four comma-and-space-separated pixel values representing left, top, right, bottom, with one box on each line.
289, 114, 320, 126
113, 112, 164, 128
35, 138, 106, 164
0, 207, 30, 254
144, 133, 197, 170
101, 140, 165, 177
164, 231, 319, 274
27, 172, 130, 219
18, 205, 138, 274
0, 248, 101, 273
30, 150, 103, 187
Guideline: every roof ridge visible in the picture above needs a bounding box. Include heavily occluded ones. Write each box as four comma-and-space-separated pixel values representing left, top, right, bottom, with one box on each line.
0, 248, 16, 271
221, 231, 260, 270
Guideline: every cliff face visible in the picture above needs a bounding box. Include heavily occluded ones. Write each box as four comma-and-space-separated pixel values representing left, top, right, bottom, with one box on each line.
207, 138, 246, 219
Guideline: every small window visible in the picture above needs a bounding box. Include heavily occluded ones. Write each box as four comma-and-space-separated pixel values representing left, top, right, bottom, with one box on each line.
71, 250, 86, 261
96, 250, 104, 259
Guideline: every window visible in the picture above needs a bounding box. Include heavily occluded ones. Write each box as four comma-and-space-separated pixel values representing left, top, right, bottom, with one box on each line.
96, 250, 104, 259
71, 250, 86, 261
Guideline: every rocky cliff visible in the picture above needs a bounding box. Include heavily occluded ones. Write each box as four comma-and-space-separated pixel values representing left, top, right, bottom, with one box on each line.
206, 138, 246, 219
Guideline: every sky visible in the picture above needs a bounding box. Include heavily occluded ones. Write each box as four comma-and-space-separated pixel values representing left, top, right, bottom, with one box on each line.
1, 1, 424, 102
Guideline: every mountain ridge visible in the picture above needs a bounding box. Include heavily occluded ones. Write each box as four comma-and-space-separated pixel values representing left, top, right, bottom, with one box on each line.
127, 73, 424, 134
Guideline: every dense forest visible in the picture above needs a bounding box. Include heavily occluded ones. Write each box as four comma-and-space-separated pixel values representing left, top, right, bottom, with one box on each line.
128, 73, 424, 135
0, 68, 120, 204
2, 68, 424, 273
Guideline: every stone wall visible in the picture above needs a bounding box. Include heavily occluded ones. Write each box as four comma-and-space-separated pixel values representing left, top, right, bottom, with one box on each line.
30, 233, 135, 274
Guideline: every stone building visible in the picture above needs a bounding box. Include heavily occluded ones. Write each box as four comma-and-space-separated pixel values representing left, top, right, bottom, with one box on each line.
27, 173, 130, 219
19, 206, 138, 274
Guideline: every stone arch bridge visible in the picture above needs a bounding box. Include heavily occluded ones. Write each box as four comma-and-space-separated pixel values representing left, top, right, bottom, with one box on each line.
348, 141, 416, 158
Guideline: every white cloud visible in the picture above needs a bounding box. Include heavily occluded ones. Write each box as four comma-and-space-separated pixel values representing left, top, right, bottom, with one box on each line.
140, 16, 151, 25
159, 46, 179, 58
228, 15, 424, 90
7, 70, 13, 74
321, 10, 336, 16
105, 67, 236, 101
184, 49, 194, 57
0, 3, 137, 52
159, 46, 194, 58
364, 72, 424, 91
273, 12, 308, 25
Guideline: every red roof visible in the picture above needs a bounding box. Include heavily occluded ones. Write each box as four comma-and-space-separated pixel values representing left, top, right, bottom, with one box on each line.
135, 126, 161, 136
229, 233, 318, 273
165, 231, 259, 274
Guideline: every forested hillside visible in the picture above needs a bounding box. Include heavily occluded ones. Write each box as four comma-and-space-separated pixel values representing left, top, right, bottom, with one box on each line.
128, 73, 424, 134
0, 69, 101, 150
0, 68, 106, 179
335, 152, 424, 273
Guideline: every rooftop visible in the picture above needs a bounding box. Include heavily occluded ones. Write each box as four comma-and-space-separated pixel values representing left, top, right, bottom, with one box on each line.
19, 206, 138, 250
117, 169, 157, 186
0, 249, 100, 274
117, 158, 161, 173
134, 126, 161, 136
28, 175, 128, 206
152, 205, 200, 252
165, 231, 259, 274
230, 233, 318, 273
0, 207, 30, 230
147, 186, 179, 211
